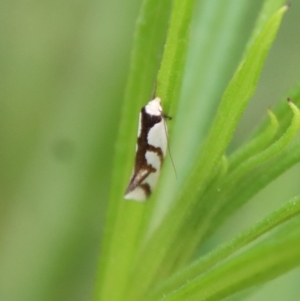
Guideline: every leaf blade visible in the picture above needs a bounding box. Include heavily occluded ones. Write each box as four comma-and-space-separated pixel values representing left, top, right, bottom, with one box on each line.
133, 6, 289, 297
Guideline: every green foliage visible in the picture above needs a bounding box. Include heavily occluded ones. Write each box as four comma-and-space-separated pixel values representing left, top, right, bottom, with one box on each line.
1, 0, 300, 301
149, 196, 300, 300
94, 0, 300, 301
93, 1, 173, 300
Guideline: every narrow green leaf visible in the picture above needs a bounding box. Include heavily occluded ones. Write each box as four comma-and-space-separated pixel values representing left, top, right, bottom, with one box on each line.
133, 0, 198, 246
201, 82, 300, 242
171, 1, 295, 278
254, 81, 300, 139
206, 141, 300, 241
157, 0, 195, 117
149, 195, 300, 300
160, 212, 300, 301
172, 0, 261, 178
218, 155, 229, 178
172, 109, 280, 264
223, 101, 300, 184
140, 0, 261, 274
132, 6, 289, 297
93, 1, 172, 300
126, 0, 197, 299
228, 110, 279, 171
194, 101, 300, 245
243, 0, 287, 56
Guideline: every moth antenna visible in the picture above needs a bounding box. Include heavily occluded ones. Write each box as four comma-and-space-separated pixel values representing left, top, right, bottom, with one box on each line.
162, 116, 177, 180
151, 80, 157, 99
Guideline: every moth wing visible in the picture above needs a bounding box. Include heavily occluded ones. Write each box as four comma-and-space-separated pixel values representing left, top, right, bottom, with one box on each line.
124, 168, 150, 201
124, 149, 163, 201
124, 98, 168, 201
147, 120, 167, 156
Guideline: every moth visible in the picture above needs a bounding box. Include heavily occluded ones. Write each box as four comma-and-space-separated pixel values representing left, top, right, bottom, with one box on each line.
124, 97, 171, 201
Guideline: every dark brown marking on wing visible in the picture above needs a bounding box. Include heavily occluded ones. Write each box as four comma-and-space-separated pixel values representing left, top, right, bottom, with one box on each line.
140, 183, 151, 197
147, 145, 164, 166
134, 108, 162, 173
125, 107, 163, 194
125, 165, 156, 195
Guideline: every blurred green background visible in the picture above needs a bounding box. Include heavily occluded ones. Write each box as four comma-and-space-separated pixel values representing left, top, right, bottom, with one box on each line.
0, 1, 300, 301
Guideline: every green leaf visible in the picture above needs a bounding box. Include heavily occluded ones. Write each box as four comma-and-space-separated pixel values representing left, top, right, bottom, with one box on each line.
159, 0, 262, 206
197, 83, 300, 242
206, 140, 300, 241
187, 101, 300, 253
199, 98, 300, 243
125, 1, 197, 300
253, 81, 300, 139
157, 0, 195, 116
131, 0, 198, 247
131, 6, 289, 298
93, 1, 173, 300
218, 101, 300, 199
243, 0, 288, 56
159, 207, 300, 301
228, 109, 279, 172
149, 195, 300, 300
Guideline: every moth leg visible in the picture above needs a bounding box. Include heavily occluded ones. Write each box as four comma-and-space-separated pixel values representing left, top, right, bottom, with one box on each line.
162, 113, 172, 120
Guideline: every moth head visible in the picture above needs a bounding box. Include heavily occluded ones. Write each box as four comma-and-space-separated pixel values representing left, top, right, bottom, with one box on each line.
145, 97, 162, 116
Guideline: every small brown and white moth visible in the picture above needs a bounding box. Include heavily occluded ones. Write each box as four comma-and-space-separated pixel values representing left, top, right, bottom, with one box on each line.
124, 97, 171, 201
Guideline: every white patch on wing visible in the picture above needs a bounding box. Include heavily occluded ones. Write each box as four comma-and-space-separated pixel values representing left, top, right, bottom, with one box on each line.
136, 113, 142, 151
142, 169, 159, 192
147, 121, 167, 156
145, 97, 162, 116
145, 151, 161, 170
137, 113, 142, 137
124, 186, 146, 201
